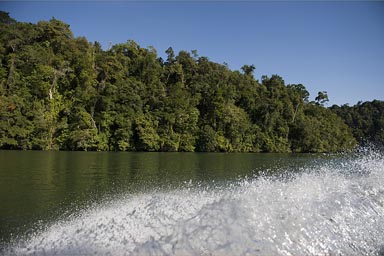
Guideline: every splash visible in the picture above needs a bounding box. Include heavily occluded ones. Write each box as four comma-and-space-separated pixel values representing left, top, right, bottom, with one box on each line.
7, 151, 384, 255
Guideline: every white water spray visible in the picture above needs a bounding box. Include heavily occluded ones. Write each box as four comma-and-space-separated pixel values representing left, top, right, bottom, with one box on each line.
7, 151, 384, 255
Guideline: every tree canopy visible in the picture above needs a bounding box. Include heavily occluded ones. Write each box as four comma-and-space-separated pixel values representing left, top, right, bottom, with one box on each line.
331, 100, 384, 147
1, 12, 378, 152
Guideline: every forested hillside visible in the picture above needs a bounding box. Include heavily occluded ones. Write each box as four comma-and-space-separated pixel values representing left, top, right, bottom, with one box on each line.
0, 12, 368, 152
331, 100, 384, 146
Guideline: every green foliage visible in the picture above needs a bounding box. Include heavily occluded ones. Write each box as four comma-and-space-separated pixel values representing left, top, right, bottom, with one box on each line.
315, 91, 329, 106
0, 13, 370, 152
0, 95, 33, 149
331, 100, 384, 146
134, 114, 160, 151
289, 104, 356, 152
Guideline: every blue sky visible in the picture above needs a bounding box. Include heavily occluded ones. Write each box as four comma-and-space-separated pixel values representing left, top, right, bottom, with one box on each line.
1, 1, 384, 105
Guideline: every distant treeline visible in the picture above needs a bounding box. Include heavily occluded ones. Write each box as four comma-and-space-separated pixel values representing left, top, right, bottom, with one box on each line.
0, 12, 382, 152
331, 101, 384, 147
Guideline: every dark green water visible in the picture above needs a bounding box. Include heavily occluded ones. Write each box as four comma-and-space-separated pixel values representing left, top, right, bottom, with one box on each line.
0, 150, 317, 244
1, 150, 384, 255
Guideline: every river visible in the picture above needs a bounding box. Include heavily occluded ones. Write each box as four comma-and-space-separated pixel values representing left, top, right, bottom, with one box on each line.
1, 150, 383, 255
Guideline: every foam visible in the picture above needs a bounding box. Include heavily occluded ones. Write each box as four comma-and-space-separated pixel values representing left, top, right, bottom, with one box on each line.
7, 151, 384, 255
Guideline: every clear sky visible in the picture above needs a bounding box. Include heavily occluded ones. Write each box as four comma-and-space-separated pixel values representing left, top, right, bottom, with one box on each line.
1, 1, 384, 105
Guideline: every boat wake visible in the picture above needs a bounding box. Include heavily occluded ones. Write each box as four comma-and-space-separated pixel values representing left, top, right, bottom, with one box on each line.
6, 150, 384, 255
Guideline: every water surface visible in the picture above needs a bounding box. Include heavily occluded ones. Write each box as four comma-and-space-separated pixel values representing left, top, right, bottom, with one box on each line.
1, 150, 383, 255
